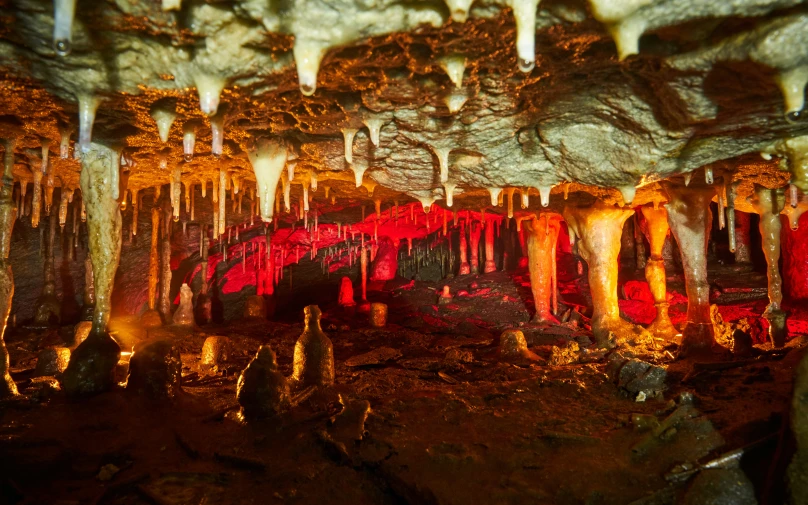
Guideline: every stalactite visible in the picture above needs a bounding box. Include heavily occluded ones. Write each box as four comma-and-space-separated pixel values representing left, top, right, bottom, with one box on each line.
526, 214, 562, 323
248, 138, 287, 222
218, 169, 226, 235
52, 0, 76, 55
61, 142, 122, 396
664, 184, 717, 356
639, 206, 678, 339
342, 128, 358, 164
77, 95, 101, 152
750, 185, 787, 347
563, 201, 639, 345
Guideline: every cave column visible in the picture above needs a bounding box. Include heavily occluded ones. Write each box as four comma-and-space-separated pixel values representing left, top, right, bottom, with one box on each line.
62, 142, 122, 396
750, 185, 787, 347
525, 214, 562, 323
484, 216, 496, 273
458, 221, 469, 274
0, 158, 18, 397
562, 201, 636, 345
159, 202, 172, 322
639, 206, 679, 339
469, 219, 481, 274
664, 184, 716, 356
141, 206, 162, 327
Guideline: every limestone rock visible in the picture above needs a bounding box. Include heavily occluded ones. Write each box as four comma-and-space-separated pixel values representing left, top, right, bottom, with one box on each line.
126, 339, 182, 399
499, 329, 539, 361
71, 321, 92, 349
236, 345, 291, 418
60, 332, 121, 397
201, 336, 232, 368
34, 347, 71, 377
606, 353, 667, 399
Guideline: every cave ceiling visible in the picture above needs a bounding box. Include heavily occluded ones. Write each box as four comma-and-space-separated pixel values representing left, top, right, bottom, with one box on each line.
1, 0, 808, 218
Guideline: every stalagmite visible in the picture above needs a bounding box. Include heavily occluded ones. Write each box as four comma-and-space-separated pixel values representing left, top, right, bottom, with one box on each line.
342, 128, 358, 164
484, 216, 496, 273
77, 94, 101, 152
639, 206, 679, 339
61, 142, 122, 396
150, 104, 177, 143
172, 283, 195, 328
183, 120, 199, 162
776, 65, 808, 121
194, 74, 225, 117
142, 207, 162, 328
291, 305, 334, 386
439, 54, 466, 88
247, 138, 287, 223
52, 0, 76, 56
749, 185, 787, 347
563, 201, 639, 345
159, 208, 172, 322
469, 220, 481, 274
664, 184, 716, 356
526, 214, 562, 323
0, 152, 18, 396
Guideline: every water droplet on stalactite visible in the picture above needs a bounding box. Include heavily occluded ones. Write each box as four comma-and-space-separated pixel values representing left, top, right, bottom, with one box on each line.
776, 65, 808, 123
210, 109, 226, 158
247, 137, 287, 223
444, 182, 457, 207
77, 94, 101, 152
704, 167, 713, 185
362, 118, 384, 147
439, 54, 467, 89
183, 120, 199, 162
430, 146, 452, 184
510, 0, 539, 73
194, 74, 225, 117
53, 0, 76, 56
40, 139, 51, 174
445, 89, 468, 114
684, 172, 692, 186
538, 186, 551, 208
342, 128, 358, 164
618, 185, 635, 206
150, 105, 177, 143
293, 38, 326, 96
58, 124, 73, 159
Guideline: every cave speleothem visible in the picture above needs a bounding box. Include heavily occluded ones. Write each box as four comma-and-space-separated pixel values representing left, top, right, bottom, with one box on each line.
1, 0, 808, 503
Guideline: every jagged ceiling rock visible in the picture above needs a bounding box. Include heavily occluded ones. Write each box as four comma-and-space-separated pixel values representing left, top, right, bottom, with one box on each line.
1, 0, 808, 215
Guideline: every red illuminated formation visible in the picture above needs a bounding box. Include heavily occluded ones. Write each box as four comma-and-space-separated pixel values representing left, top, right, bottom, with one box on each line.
370, 237, 398, 282
459, 221, 470, 275
525, 213, 562, 323
338, 276, 355, 307
639, 206, 678, 339
783, 210, 808, 300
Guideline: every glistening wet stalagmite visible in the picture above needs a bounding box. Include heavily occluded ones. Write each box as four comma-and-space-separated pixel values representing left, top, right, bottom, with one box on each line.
639, 206, 679, 339
749, 185, 787, 347
664, 184, 716, 356
563, 201, 641, 345
525, 214, 562, 323
61, 143, 121, 396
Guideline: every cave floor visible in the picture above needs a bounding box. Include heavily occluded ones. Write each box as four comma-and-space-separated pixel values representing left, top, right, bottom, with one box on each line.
1, 266, 807, 505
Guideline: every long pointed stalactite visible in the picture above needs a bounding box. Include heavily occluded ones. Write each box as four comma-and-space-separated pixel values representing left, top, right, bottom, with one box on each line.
61, 142, 122, 396
664, 183, 716, 357
563, 200, 641, 346
639, 206, 679, 339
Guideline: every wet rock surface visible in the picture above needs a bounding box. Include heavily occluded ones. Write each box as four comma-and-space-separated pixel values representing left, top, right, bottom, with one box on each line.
236, 345, 291, 418
59, 332, 121, 397
126, 339, 182, 399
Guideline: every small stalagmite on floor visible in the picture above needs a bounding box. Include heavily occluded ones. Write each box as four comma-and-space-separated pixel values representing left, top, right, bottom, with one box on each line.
499, 329, 539, 361
61, 142, 122, 397
237, 345, 291, 418
664, 183, 716, 356
172, 283, 195, 327
563, 200, 644, 345
292, 305, 334, 387
639, 206, 679, 339
126, 339, 182, 399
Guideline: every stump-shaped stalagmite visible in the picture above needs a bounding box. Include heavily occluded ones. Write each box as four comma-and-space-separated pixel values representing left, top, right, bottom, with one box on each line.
749, 185, 787, 347
665, 184, 716, 356
563, 201, 639, 345
291, 305, 334, 387
237, 345, 291, 418
0, 166, 18, 397
370, 237, 398, 281
525, 214, 562, 323
141, 206, 162, 327
172, 283, 194, 327
639, 206, 679, 339
61, 142, 122, 396
338, 276, 355, 307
